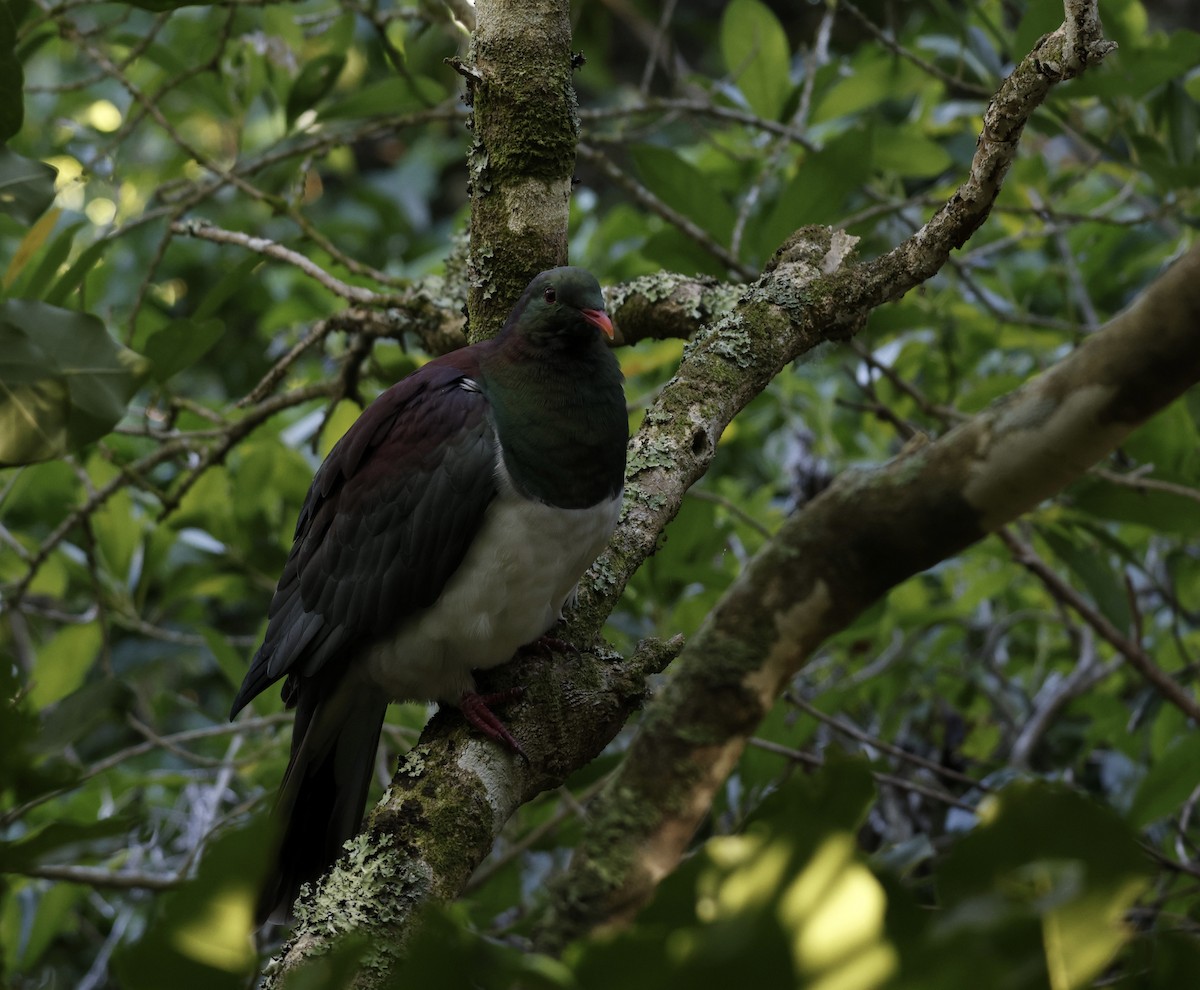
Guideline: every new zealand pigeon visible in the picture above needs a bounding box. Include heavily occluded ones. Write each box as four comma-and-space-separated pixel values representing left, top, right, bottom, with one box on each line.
229, 267, 627, 922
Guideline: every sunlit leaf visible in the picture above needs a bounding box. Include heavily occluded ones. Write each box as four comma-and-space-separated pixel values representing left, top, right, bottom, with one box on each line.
112, 820, 269, 990
939, 782, 1149, 990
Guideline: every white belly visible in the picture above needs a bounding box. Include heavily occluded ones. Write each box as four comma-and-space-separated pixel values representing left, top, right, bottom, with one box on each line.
362, 487, 621, 703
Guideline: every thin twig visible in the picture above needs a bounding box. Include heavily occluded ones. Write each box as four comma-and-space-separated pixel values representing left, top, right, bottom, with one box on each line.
998, 527, 1200, 723
577, 142, 756, 279
170, 220, 398, 306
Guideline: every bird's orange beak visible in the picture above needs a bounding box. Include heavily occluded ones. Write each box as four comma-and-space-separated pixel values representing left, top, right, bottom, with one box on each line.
582, 308, 615, 340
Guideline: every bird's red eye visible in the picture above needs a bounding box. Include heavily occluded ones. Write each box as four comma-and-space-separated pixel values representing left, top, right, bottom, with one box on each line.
543, 287, 556, 303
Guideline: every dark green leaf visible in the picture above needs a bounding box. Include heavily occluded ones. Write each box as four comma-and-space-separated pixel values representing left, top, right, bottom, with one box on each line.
1163, 80, 1197, 167
34, 679, 135, 755
0, 818, 135, 871
120, 0, 214, 10
0, 2, 22, 143
201, 627, 247, 692
317, 76, 444, 120
1038, 524, 1133, 636
44, 235, 113, 306
1127, 732, 1200, 828
0, 147, 56, 225
1071, 476, 1200, 535
287, 54, 346, 126
754, 125, 874, 255
630, 145, 736, 243
0, 299, 149, 466
140, 317, 226, 382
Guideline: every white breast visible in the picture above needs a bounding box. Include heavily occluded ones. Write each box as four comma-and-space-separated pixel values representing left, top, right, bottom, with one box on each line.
362, 472, 621, 704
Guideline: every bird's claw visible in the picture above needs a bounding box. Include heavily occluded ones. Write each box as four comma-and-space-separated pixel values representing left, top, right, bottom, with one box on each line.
460, 688, 528, 760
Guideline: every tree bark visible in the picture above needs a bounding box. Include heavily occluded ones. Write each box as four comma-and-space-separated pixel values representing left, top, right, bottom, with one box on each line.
264, 1, 1123, 982
463, 0, 578, 340
537, 242, 1200, 947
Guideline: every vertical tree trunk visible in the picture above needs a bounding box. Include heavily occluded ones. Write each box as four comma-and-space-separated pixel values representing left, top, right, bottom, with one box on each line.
465, 0, 577, 340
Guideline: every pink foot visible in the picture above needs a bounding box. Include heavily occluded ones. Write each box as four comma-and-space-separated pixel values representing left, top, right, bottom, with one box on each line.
460, 687, 527, 758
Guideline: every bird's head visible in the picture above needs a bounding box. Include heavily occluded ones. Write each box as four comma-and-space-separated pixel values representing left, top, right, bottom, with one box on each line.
505, 267, 615, 349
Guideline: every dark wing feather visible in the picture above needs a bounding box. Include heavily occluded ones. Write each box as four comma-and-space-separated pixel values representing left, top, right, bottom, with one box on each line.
230, 356, 497, 716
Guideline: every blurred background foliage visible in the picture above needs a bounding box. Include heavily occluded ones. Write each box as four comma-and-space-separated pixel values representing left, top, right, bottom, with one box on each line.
1, 0, 1199, 986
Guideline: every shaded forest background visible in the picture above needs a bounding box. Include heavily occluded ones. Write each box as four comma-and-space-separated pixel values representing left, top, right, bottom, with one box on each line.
2, 0, 1200, 987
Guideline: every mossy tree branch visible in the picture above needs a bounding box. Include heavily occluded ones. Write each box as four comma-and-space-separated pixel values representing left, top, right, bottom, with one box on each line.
537, 243, 1200, 948
265, 0, 1119, 981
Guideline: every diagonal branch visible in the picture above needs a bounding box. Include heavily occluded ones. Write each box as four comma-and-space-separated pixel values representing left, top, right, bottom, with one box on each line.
537, 241, 1200, 948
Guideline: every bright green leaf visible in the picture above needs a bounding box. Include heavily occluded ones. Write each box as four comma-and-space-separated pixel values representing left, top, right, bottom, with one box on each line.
719, 0, 792, 120
29, 622, 101, 708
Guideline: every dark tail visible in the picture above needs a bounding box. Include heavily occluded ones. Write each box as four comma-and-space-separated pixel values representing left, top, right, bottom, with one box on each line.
258, 674, 389, 925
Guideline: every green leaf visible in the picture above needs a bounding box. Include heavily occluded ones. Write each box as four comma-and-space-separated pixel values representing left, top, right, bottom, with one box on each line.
9, 217, 86, 301
0, 299, 149, 466
0, 817, 134, 871
43, 235, 112, 306
317, 76, 444, 121
872, 125, 953, 179
1163, 80, 1197, 167
0, 2, 22, 143
1038, 524, 1133, 636
940, 781, 1149, 990
8, 881, 84, 973
2, 205, 60, 290
29, 622, 101, 708
112, 819, 271, 989
286, 53, 346, 126
719, 0, 792, 120
140, 317, 226, 382
754, 125, 874, 255
34, 679, 134, 755
1127, 732, 1200, 828
201, 628, 247, 693
1071, 476, 1200, 535
120, 0, 214, 10
630, 145, 736, 243
0, 147, 56, 225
